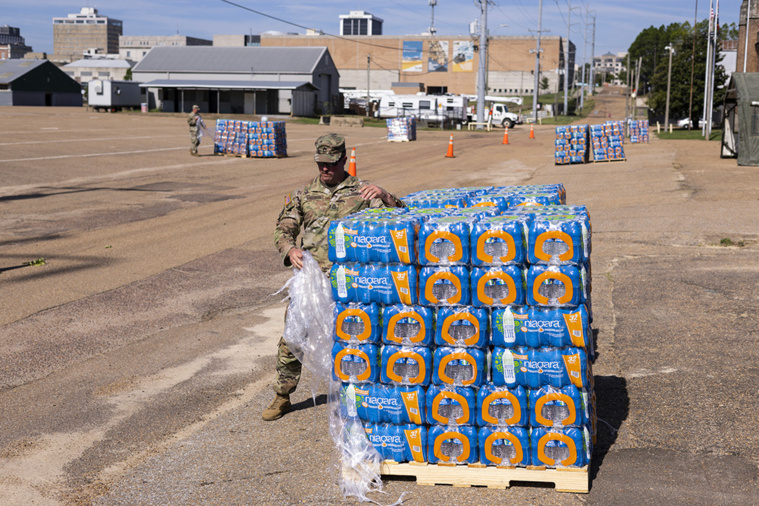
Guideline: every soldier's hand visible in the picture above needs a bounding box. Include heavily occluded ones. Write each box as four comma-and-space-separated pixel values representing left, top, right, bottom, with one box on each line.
360, 184, 390, 203
288, 248, 305, 270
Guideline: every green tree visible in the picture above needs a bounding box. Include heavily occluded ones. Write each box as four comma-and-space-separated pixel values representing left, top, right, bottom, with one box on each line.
124, 68, 133, 81
629, 19, 728, 121
540, 76, 549, 93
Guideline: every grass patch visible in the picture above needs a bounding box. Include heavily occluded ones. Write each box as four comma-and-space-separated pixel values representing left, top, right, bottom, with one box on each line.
657, 129, 722, 141
720, 237, 745, 247
22, 258, 46, 267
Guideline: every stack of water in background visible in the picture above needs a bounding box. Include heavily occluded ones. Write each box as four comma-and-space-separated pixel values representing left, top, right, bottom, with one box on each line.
329, 184, 595, 471
386, 117, 417, 142
247, 120, 287, 157
554, 126, 589, 165
590, 122, 625, 162
214, 120, 249, 156
628, 120, 649, 144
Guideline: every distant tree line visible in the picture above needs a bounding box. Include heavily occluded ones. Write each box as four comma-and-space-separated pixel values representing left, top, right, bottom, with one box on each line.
627, 20, 737, 121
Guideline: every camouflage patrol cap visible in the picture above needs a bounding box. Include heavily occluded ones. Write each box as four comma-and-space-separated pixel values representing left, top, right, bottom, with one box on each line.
314, 133, 346, 163
192, 104, 200, 110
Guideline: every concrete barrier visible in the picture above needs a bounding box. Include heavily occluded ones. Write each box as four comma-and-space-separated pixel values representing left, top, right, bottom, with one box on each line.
330, 116, 364, 128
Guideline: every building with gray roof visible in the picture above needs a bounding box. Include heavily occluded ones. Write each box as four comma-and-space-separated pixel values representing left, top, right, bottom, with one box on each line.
0, 59, 82, 106
132, 46, 339, 116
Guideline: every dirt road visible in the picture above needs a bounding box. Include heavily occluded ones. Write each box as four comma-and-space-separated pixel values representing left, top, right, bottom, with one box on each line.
1, 97, 757, 504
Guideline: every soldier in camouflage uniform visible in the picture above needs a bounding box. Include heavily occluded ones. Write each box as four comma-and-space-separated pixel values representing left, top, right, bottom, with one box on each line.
263, 133, 404, 421
187, 105, 203, 156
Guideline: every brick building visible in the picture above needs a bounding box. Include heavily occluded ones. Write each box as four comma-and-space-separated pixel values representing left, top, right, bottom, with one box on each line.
235, 33, 572, 97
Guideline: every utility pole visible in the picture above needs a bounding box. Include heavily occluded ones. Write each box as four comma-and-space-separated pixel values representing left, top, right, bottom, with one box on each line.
634, 56, 642, 119
531, 0, 544, 122
476, 0, 489, 128
744, 0, 752, 72
625, 53, 631, 120
428, 0, 437, 35
706, 0, 720, 139
563, 0, 573, 117
702, 0, 714, 136
589, 15, 596, 97
366, 55, 370, 118
580, 7, 591, 111
664, 45, 674, 130
688, 0, 698, 131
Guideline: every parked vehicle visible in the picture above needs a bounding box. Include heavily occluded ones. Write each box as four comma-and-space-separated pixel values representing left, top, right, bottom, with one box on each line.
87, 80, 142, 112
376, 94, 467, 125
466, 102, 522, 128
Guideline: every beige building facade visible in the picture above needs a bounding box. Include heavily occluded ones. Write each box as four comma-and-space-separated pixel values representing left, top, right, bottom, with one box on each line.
254, 34, 572, 97
119, 35, 212, 62
52, 7, 122, 63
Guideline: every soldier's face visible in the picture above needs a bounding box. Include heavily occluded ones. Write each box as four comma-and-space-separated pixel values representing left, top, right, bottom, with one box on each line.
317, 155, 347, 186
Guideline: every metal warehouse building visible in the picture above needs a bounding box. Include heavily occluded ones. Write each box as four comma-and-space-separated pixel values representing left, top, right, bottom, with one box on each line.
132, 46, 339, 116
0, 59, 83, 107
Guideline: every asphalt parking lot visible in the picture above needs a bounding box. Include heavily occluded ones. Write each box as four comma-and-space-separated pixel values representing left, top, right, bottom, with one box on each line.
1, 95, 758, 504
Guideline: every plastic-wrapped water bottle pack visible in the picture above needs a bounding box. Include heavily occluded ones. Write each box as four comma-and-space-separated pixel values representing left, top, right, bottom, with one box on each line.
328, 184, 595, 472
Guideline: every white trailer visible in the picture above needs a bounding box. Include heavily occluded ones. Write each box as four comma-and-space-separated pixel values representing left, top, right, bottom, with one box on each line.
88, 80, 142, 112
376, 94, 467, 125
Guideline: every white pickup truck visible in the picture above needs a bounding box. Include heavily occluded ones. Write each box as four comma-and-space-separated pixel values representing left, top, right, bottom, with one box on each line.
467, 102, 522, 128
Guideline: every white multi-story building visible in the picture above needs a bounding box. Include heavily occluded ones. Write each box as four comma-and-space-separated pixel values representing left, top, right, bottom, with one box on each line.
594, 51, 627, 86
339, 11, 383, 36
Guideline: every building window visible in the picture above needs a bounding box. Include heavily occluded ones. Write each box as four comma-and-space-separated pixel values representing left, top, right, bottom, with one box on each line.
126, 51, 131, 57
81, 71, 92, 76
359, 19, 367, 35
100, 72, 109, 77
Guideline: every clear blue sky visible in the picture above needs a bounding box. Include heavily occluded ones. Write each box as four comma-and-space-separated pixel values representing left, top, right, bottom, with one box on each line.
4, 0, 741, 60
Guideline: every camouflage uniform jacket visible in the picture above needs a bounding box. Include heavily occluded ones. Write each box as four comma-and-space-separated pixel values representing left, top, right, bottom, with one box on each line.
187, 112, 200, 135
274, 175, 404, 272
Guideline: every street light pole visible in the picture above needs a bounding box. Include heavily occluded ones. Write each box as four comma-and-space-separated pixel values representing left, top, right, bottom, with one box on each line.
664, 45, 674, 130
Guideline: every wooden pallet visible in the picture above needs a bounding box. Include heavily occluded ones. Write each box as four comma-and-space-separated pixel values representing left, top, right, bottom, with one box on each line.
593, 158, 626, 163
379, 460, 589, 493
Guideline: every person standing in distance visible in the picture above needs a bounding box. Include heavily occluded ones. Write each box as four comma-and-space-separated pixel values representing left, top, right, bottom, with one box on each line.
264, 133, 405, 421
187, 105, 205, 156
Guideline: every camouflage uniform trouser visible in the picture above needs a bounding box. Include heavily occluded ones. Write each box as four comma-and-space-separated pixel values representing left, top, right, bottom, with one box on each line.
274, 309, 302, 395
190, 130, 199, 153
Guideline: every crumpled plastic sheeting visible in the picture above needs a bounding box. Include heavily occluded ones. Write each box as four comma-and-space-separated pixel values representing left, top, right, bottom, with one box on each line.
279, 252, 403, 504
280, 251, 334, 380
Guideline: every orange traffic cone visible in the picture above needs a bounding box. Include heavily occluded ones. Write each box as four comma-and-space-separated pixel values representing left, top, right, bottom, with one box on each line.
348, 147, 357, 176
502, 125, 510, 145
445, 134, 455, 158
529, 124, 535, 139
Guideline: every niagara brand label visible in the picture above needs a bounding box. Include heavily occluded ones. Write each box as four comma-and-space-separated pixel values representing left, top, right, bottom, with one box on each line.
390, 270, 412, 305
562, 353, 584, 388
400, 391, 422, 425
403, 427, 425, 462
390, 229, 412, 264
563, 310, 586, 346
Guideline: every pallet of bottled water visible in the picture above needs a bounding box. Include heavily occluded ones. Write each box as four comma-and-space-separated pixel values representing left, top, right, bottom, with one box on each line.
328, 184, 595, 493
386, 117, 417, 142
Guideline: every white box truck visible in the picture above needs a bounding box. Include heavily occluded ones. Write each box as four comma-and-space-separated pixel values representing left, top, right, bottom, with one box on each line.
87, 80, 142, 112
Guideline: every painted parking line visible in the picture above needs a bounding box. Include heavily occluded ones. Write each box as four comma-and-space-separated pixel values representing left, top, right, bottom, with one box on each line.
0, 146, 189, 163
0, 135, 181, 146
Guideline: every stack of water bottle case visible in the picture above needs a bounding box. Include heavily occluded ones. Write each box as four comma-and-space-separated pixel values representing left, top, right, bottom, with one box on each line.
328, 184, 596, 472
386, 117, 417, 142
214, 120, 287, 157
